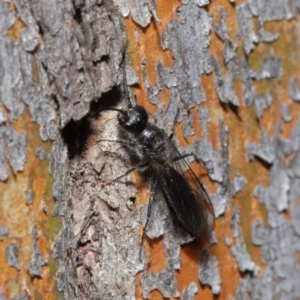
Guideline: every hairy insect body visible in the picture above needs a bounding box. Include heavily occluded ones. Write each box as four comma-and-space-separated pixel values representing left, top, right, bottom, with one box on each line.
115, 105, 215, 238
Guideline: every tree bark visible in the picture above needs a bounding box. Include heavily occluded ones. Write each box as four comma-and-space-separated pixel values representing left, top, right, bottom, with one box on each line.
1, 0, 300, 300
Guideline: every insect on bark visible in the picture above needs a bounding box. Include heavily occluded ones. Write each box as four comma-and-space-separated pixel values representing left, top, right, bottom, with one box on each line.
99, 44, 215, 240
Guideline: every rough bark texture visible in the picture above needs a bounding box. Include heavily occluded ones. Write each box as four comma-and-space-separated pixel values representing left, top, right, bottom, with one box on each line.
1, 0, 300, 299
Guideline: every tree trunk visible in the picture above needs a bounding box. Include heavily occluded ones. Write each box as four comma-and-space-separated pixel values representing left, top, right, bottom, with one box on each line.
1, 0, 300, 299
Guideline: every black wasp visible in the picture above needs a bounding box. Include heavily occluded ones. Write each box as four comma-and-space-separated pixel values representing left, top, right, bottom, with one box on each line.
100, 45, 215, 239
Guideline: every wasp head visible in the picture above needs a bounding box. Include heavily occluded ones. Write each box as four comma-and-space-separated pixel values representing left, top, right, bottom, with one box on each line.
118, 105, 148, 133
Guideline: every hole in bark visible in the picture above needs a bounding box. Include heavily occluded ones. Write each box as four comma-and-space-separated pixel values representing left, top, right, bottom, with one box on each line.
73, 6, 82, 24
129, 197, 136, 203
61, 116, 93, 159
62, 87, 123, 158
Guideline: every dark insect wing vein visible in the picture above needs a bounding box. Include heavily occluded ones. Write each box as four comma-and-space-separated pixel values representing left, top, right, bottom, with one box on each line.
149, 146, 215, 237
157, 131, 215, 234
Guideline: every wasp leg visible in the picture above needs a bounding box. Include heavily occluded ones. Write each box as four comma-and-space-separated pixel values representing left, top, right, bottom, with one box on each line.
106, 162, 149, 183
172, 153, 194, 162
173, 153, 213, 172
106, 166, 137, 184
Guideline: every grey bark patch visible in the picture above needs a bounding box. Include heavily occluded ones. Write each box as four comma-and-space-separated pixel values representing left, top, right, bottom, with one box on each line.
231, 173, 247, 196
248, 267, 274, 300
0, 2, 15, 34
289, 150, 300, 179
240, 56, 256, 107
113, 0, 160, 27
0, 126, 27, 181
214, 7, 228, 41
0, 291, 6, 300
231, 206, 240, 238
224, 39, 237, 64
34, 147, 46, 161
281, 103, 292, 122
0, 137, 9, 181
231, 279, 250, 300
26, 190, 34, 205
247, 0, 258, 16
182, 112, 195, 136
51, 138, 68, 217
209, 54, 240, 106
254, 160, 290, 217
224, 60, 240, 106
163, 234, 181, 270
0, 225, 8, 241
140, 203, 164, 239
6, 242, 21, 270
21, 26, 40, 53
51, 222, 63, 253
140, 263, 180, 298
253, 55, 282, 81
182, 282, 198, 300
198, 107, 210, 139
288, 77, 300, 101
210, 186, 227, 217
11, 295, 29, 300
0, 40, 25, 122
255, 0, 291, 22
236, 4, 258, 54
198, 248, 221, 294
258, 22, 280, 42
125, 60, 139, 86
164, 88, 180, 135
181, 0, 210, 6
190, 119, 229, 186
289, 178, 300, 235
225, 236, 232, 246
192, 140, 224, 182
134, 29, 141, 43
251, 219, 268, 246
231, 230, 259, 274
253, 92, 269, 119
8, 131, 27, 174
156, 62, 177, 89
0, 109, 5, 125
291, 0, 300, 16
28, 226, 48, 278
250, 217, 300, 300
247, 126, 276, 164
161, 4, 212, 107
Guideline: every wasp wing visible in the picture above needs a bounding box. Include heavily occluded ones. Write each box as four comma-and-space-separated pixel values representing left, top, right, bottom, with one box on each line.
150, 131, 215, 237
